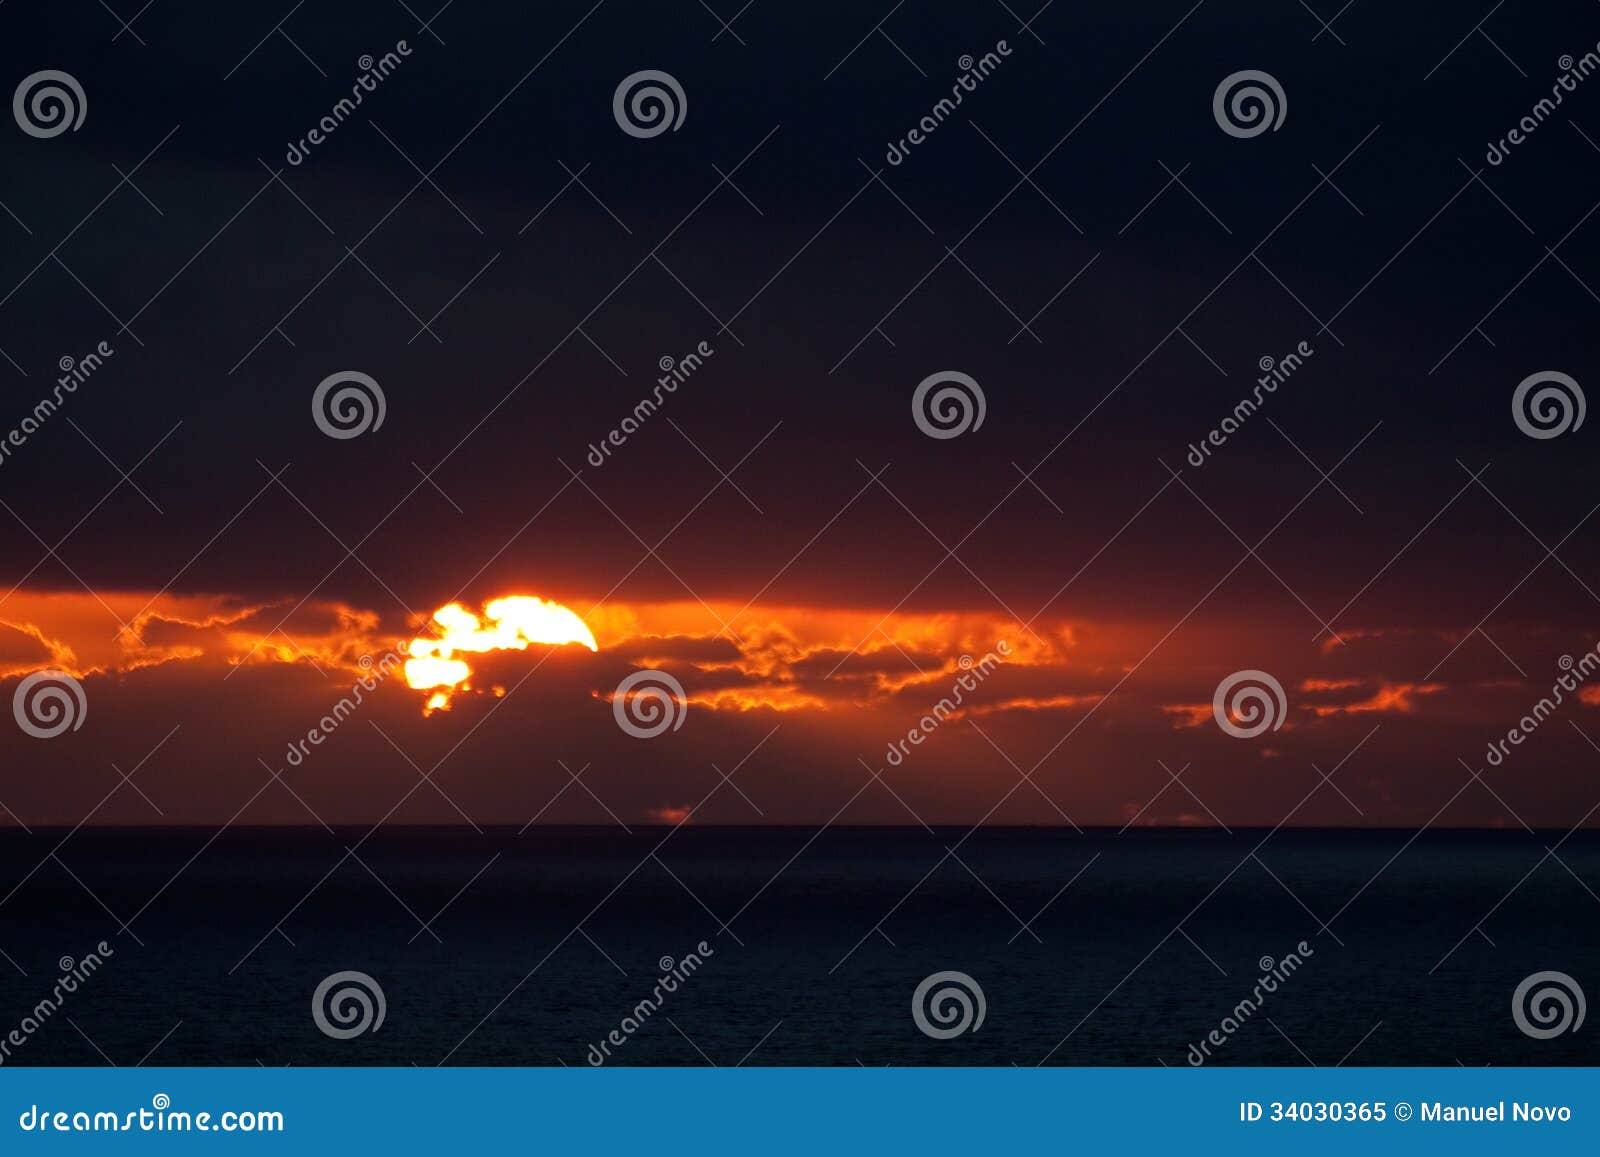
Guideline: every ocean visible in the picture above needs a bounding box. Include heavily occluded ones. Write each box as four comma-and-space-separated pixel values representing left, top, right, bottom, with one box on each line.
0, 826, 1594, 1066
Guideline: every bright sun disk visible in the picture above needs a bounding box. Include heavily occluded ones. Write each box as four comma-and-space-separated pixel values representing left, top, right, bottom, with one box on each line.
404, 596, 598, 714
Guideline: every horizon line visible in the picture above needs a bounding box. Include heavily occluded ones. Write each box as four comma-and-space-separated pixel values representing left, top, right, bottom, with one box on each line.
0, 822, 1591, 833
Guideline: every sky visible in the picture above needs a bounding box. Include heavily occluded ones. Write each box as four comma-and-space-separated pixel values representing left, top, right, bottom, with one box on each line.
1, 1, 1599, 826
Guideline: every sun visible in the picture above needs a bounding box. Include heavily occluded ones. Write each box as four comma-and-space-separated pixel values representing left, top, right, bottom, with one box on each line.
404, 596, 598, 713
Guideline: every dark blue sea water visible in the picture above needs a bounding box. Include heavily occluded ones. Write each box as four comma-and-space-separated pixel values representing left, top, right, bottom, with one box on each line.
0, 827, 1595, 1066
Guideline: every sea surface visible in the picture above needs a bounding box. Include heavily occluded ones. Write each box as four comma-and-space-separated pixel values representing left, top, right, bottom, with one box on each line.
0, 826, 1595, 1066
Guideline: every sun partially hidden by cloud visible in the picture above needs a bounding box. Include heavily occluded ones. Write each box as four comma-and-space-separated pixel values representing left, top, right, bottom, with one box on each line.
404, 596, 599, 714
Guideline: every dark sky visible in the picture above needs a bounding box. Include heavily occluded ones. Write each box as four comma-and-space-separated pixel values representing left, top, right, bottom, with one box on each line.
1, 1, 1599, 827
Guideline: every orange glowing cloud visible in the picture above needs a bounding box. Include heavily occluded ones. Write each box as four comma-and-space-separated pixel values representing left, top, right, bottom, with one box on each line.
383, 599, 1079, 717
1161, 703, 1215, 729
589, 601, 1072, 701
0, 588, 1488, 744
0, 590, 1071, 720
0, 590, 350, 679
1164, 678, 1448, 728
967, 693, 1102, 716
1303, 681, 1446, 717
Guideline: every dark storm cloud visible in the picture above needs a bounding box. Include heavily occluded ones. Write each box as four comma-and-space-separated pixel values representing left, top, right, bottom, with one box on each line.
0, 0, 1594, 617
